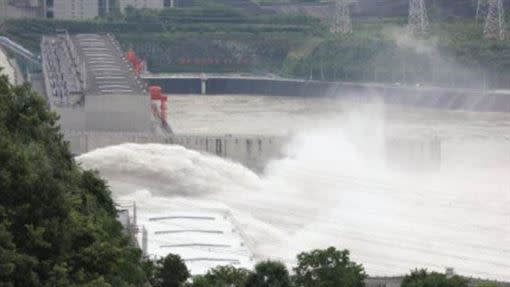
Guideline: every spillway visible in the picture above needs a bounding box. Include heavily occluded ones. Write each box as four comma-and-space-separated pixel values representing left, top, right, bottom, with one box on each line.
77, 100, 510, 280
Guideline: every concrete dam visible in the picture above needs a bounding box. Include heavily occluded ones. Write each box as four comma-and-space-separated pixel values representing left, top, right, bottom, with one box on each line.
66, 132, 285, 171
39, 32, 442, 172
64, 131, 441, 173
38, 32, 286, 170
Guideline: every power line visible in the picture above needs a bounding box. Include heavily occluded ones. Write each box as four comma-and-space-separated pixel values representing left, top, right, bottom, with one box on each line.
484, 0, 505, 40
331, 0, 352, 35
408, 0, 429, 36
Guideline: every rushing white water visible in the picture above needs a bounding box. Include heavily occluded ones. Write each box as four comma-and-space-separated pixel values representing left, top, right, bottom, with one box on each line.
78, 102, 510, 281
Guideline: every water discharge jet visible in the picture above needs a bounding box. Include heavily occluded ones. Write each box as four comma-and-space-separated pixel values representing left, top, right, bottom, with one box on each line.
78, 104, 510, 281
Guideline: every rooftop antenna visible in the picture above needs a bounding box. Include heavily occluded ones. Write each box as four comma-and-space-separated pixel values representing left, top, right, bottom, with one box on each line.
331, 0, 352, 34
408, 0, 429, 36
484, 0, 506, 40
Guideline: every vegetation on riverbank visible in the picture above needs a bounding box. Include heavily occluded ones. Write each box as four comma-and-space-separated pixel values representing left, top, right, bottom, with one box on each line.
148, 247, 368, 287
150, 247, 490, 287
0, 72, 147, 286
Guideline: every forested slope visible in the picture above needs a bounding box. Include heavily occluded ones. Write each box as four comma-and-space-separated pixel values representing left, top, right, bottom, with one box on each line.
0, 72, 147, 286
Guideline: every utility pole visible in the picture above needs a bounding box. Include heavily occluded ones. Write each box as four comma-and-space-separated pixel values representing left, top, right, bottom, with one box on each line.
142, 226, 148, 257
408, 0, 429, 36
330, 0, 352, 34
484, 0, 505, 40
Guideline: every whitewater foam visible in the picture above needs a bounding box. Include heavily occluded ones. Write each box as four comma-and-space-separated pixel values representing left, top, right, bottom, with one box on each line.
77, 109, 510, 280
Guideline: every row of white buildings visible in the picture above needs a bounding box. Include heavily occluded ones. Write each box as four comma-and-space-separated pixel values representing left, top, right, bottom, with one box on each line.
0, 0, 173, 20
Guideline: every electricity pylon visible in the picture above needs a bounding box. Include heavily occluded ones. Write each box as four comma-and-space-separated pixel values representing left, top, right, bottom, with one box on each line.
484, 0, 505, 40
408, 0, 429, 36
330, 0, 352, 34
476, 0, 489, 23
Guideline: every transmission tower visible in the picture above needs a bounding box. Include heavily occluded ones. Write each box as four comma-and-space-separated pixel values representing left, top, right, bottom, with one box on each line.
408, 0, 429, 36
484, 0, 505, 40
476, 0, 489, 23
330, 0, 352, 34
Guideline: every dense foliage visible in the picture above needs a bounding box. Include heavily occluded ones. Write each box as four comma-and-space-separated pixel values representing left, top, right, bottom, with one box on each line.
183, 257, 487, 287
245, 261, 291, 287
189, 265, 251, 287
401, 269, 468, 287
186, 247, 367, 287
147, 254, 190, 287
293, 247, 367, 287
0, 73, 146, 286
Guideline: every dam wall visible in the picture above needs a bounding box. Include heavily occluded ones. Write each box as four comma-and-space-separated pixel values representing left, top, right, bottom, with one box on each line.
65, 132, 285, 171
53, 95, 151, 133
66, 131, 442, 172
146, 76, 510, 112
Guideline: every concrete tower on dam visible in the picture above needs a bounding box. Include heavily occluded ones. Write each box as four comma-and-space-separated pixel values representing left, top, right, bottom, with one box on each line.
41, 32, 153, 135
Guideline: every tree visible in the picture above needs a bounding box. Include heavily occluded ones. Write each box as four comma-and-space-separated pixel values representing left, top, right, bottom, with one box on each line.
401, 269, 468, 287
187, 275, 209, 287
143, 259, 159, 286
245, 261, 291, 287
155, 254, 190, 287
0, 73, 147, 286
189, 265, 252, 287
293, 247, 366, 287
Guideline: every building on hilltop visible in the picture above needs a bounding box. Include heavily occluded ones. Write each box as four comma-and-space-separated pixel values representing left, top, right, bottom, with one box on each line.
0, 0, 119, 20
46, 0, 100, 20
44, 0, 118, 19
119, 0, 167, 13
0, 0, 43, 19
43, 0, 170, 19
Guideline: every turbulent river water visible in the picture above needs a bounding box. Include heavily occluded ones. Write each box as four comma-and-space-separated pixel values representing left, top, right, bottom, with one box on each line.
78, 95, 510, 280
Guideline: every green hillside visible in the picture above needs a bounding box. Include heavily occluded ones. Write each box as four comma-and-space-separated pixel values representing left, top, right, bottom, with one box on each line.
2, 3, 510, 88
0, 74, 147, 286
